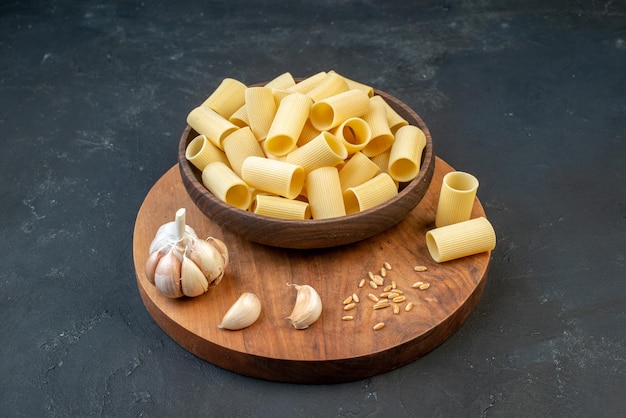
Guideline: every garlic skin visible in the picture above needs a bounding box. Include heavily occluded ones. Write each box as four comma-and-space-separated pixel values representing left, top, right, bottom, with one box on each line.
154, 250, 183, 298
145, 208, 229, 299
286, 284, 323, 330
218, 292, 262, 330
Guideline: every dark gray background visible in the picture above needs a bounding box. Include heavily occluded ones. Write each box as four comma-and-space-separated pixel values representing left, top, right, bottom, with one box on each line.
1, 1, 624, 416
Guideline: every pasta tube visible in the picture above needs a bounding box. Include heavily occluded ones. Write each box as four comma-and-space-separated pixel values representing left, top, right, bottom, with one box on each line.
329, 70, 374, 97
286, 132, 348, 173
251, 194, 311, 220
288, 71, 327, 93
306, 166, 346, 219
388, 125, 427, 183
331, 117, 372, 155
310, 89, 370, 131
426, 217, 496, 263
222, 127, 265, 177
343, 173, 398, 214
265, 93, 312, 156
241, 156, 305, 199
245, 87, 277, 141
201, 78, 247, 119
185, 134, 231, 172
264, 72, 296, 89
201, 162, 252, 210
306, 72, 350, 102
361, 97, 394, 157
371, 95, 408, 133
338, 152, 380, 192
186, 106, 238, 150
434, 171, 479, 227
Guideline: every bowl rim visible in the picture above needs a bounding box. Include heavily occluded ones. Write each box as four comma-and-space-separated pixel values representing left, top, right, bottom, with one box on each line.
178, 86, 434, 246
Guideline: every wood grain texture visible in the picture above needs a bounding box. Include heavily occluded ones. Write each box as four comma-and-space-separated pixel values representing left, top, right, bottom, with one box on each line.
132, 157, 491, 383
178, 88, 435, 249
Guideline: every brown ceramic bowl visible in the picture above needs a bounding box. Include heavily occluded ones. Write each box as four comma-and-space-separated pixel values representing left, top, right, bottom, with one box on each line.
178, 88, 434, 249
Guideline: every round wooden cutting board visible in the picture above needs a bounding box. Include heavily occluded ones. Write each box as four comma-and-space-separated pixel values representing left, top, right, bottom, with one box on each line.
132, 157, 492, 384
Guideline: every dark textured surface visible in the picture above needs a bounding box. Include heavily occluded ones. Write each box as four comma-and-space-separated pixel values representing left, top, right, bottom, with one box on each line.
1, 1, 625, 416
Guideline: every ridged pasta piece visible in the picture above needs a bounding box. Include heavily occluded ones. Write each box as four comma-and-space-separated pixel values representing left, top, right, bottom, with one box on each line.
265, 93, 312, 156
306, 72, 350, 102
185, 134, 231, 171
241, 156, 305, 199
361, 97, 394, 157
201, 162, 252, 210
222, 127, 265, 177
338, 151, 380, 192
288, 71, 327, 94
251, 194, 311, 220
286, 132, 347, 173
245, 87, 277, 141
329, 70, 374, 97
264, 72, 296, 89
310, 89, 370, 131
201, 78, 247, 119
331, 117, 372, 155
371, 95, 408, 133
426, 217, 496, 263
306, 166, 346, 219
297, 119, 321, 147
388, 125, 427, 183
343, 173, 398, 214
229, 104, 249, 128
434, 171, 479, 227
187, 106, 238, 150
370, 149, 391, 174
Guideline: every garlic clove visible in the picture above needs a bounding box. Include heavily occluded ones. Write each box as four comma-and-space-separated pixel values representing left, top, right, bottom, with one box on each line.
286, 284, 323, 330
189, 238, 227, 286
145, 250, 163, 285
180, 253, 209, 297
206, 237, 229, 267
218, 292, 262, 330
154, 250, 183, 298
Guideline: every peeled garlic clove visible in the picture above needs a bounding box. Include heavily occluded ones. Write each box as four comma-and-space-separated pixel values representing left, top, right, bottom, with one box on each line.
145, 250, 163, 285
286, 284, 323, 330
180, 253, 209, 297
218, 292, 261, 330
189, 238, 227, 286
154, 251, 183, 298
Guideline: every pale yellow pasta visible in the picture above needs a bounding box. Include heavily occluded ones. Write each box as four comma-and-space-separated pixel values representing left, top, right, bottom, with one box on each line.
371, 95, 408, 133
296, 119, 321, 147
187, 106, 239, 150
370, 149, 391, 174
343, 173, 398, 214
306, 72, 349, 102
185, 134, 230, 171
426, 217, 496, 263
338, 151, 380, 192
331, 117, 371, 155
245, 87, 276, 141
265, 93, 312, 156
264, 72, 296, 89
251, 194, 311, 220
388, 125, 427, 182
271, 88, 292, 106
310, 89, 370, 131
435, 171, 479, 227
222, 127, 265, 177
229, 104, 249, 127
329, 70, 374, 97
286, 132, 347, 173
288, 71, 327, 93
201, 162, 252, 210
361, 97, 394, 157
201, 78, 247, 119
241, 156, 305, 199
306, 166, 346, 219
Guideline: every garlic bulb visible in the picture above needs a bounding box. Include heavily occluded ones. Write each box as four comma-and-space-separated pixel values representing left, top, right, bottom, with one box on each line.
145, 208, 229, 298
286, 284, 323, 330
218, 292, 262, 330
